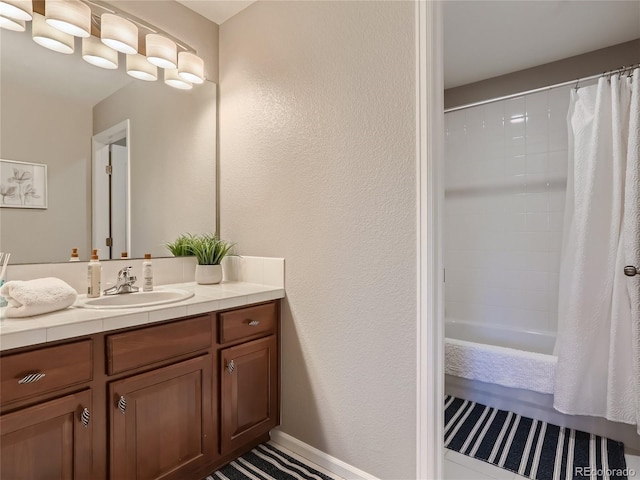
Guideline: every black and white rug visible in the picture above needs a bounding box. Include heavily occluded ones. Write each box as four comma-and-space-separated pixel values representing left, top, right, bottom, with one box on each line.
445, 395, 629, 480
207, 443, 335, 480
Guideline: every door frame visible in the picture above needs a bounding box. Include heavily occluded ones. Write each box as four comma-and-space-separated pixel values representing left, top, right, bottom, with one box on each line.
92, 119, 131, 259
416, 1, 444, 479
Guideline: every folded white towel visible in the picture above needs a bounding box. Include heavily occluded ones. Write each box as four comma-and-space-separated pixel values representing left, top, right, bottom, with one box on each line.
0, 277, 78, 318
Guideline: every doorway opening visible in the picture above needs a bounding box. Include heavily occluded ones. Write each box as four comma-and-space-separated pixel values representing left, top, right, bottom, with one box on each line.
92, 119, 131, 260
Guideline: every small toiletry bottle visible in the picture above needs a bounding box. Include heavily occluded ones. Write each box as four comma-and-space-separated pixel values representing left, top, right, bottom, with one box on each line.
142, 253, 153, 292
121, 252, 128, 259
87, 249, 101, 298
0, 280, 6, 307
69, 248, 80, 261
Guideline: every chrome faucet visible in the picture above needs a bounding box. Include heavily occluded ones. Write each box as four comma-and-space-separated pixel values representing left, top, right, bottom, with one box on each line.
104, 266, 139, 295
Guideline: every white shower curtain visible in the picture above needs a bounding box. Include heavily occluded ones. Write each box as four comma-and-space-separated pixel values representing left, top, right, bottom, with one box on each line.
553, 68, 640, 434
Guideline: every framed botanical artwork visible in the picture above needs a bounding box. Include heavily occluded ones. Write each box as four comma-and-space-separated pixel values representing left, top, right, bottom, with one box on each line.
0, 159, 48, 209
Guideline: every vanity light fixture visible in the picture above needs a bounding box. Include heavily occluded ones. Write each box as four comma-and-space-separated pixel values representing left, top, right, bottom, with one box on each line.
32, 13, 74, 54
177, 51, 204, 84
164, 68, 192, 90
16, 1, 204, 90
101, 13, 137, 54
146, 33, 177, 69
0, 13, 25, 31
82, 35, 118, 69
126, 53, 158, 81
46, 0, 91, 38
0, 0, 32, 21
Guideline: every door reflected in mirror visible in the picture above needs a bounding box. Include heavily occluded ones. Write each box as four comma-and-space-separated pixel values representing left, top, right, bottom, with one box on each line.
93, 120, 130, 260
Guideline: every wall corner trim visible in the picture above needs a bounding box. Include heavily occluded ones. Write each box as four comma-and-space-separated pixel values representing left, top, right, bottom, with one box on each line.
269, 430, 380, 480
416, 0, 445, 479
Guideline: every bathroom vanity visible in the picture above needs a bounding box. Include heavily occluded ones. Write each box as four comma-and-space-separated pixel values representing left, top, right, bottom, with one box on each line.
0, 287, 281, 480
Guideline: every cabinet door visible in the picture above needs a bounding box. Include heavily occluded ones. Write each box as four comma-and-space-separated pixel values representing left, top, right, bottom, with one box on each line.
0, 390, 93, 480
110, 355, 214, 480
221, 335, 278, 454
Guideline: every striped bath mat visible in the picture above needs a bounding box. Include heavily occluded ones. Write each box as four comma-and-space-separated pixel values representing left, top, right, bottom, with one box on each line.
445, 395, 629, 480
207, 442, 335, 480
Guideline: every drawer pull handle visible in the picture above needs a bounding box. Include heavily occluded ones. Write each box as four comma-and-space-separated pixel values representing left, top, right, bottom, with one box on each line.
117, 395, 127, 415
18, 373, 46, 384
81, 408, 90, 427
227, 360, 235, 374
248, 320, 260, 326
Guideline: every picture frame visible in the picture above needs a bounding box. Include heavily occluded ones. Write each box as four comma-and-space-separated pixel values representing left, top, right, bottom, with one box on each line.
0, 159, 48, 209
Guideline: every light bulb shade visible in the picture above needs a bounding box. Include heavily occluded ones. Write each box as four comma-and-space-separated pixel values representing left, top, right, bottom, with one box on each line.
82, 35, 118, 69
0, 0, 32, 21
0, 13, 25, 31
127, 53, 157, 81
46, 0, 91, 38
101, 13, 137, 54
32, 13, 74, 54
146, 33, 176, 69
164, 69, 192, 90
177, 52, 204, 84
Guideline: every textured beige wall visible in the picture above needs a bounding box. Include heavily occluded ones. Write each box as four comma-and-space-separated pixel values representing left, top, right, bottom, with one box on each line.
219, 2, 416, 477
0, 81, 92, 264
93, 80, 217, 258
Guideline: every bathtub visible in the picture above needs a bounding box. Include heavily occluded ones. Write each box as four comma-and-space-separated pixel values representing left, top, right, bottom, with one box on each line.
445, 320, 556, 355
444, 319, 640, 450
445, 319, 557, 394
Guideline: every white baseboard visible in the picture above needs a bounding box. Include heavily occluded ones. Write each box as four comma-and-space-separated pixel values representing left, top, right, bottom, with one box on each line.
269, 429, 380, 480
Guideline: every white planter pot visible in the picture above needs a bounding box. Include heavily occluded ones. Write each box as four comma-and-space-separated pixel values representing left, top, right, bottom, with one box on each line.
195, 264, 222, 285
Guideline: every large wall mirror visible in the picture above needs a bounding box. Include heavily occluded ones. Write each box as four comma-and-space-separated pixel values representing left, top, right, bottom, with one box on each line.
0, 22, 216, 264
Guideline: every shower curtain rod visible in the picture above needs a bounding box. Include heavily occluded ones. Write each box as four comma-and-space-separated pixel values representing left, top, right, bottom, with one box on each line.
444, 62, 640, 113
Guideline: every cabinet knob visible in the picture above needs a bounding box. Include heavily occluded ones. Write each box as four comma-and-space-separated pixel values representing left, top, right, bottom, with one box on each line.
248, 320, 260, 326
81, 407, 90, 427
117, 395, 127, 414
17, 372, 46, 384
624, 266, 638, 277
227, 360, 235, 374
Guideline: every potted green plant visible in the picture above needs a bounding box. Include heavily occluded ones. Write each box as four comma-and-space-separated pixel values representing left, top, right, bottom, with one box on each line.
166, 233, 234, 285
165, 233, 195, 257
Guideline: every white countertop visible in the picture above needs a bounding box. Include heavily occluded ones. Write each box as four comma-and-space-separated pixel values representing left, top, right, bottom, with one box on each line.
0, 281, 285, 352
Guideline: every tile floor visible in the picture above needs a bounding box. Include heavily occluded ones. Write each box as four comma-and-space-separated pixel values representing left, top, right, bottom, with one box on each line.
444, 447, 640, 480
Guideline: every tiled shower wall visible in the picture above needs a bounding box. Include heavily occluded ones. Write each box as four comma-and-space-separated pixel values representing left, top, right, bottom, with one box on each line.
444, 85, 573, 334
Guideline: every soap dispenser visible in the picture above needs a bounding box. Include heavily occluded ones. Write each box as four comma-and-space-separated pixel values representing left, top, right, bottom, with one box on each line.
87, 249, 101, 298
142, 253, 153, 292
69, 248, 80, 261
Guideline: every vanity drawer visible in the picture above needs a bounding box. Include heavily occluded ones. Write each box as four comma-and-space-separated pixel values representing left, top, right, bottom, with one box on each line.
1, 340, 93, 404
107, 315, 212, 375
219, 302, 277, 344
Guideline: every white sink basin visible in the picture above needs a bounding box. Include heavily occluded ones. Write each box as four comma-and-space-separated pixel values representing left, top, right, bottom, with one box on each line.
76, 288, 194, 309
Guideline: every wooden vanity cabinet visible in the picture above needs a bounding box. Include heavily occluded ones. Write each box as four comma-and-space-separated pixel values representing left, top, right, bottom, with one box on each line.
109, 355, 214, 480
105, 315, 216, 480
0, 340, 93, 405
220, 335, 278, 454
0, 341, 94, 480
0, 389, 93, 480
219, 302, 280, 454
0, 300, 280, 480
